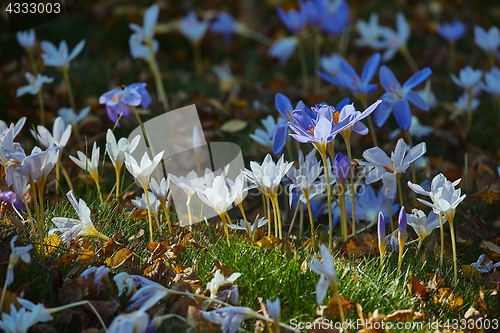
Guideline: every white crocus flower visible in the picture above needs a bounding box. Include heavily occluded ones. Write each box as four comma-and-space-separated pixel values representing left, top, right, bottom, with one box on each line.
129, 4, 158, 41
201, 306, 265, 333
407, 173, 461, 203
58, 106, 90, 126
309, 244, 338, 305
124, 151, 164, 191
114, 272, 136, 297
406, 209, 445, 249
471, 254, 500, 274
417, 181, 466, 224
70, 142, 100, 182
30, 116, 71, 148
361, 138, 426, 199
107, 309, 149, 333
6, 235, 32, 286
16, 72, 53, 97
50, 190, 109, 242
178, 10, 209, 43
0, 299, 53, 333
287, 150, 323, 207
206, 269, 241, 299
69, 142, 102, 199
16, 29, 36, 52
265, 298, 281, 332
0, 117, 26, 137
132, 191, 160, 213
228, 215, 267, 235
149, 177, 170, 206
41, 39, 86, 69
243, 154, 293, 197
196, 175, 237, 215
106, 130, 140, 171
80, 266, 110, 285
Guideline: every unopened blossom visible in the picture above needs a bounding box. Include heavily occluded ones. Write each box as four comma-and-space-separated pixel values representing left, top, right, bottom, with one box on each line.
210, 12, 240, 36
361, 138, 426, 199
30, 116, 71, 148
482, 67, 500, 96
16, 29, 36, 51
377, 212, 386, 259
16, 72, 53, 97
41, 39, 85, 69
309, 244, 338, 304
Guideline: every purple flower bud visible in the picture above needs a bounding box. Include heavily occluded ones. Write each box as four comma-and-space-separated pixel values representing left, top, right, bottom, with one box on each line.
377, 211, 385, 240
0, 191, 17, 205
398, 206, 407, 237
334, 152, 350, 184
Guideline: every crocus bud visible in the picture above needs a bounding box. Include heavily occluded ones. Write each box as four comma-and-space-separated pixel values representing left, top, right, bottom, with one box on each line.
377, 212, 386, 261
334, 152, 350, 185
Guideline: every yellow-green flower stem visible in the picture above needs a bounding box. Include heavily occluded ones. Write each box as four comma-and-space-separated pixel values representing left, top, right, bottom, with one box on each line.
36, 180, 46, 245
146, 52, 169, 112
449, 41, 456, 73
238, 26, 274, 46
330, 281, 345, 323
270, 194, 278, 239
400, 46, 418, 73
0, 271, 8, 311
379, 238, 386, 266
37, 89, 45, 127
438, 212, 445, 268
344, 137, 357, 236
303, 190, 315, 238
237, 202, 250, 233
313, 29, 322, 94
262, 193, 271, 237
222, 212, 232, 247
406, 131, 417, 205
21, 194, 36, 236
192, 41, 202, 76
397, 234, 405, 270
58, 159, 73, 190
48, 301, 107, 331
29, 179, 41, 240
287, 198, 301, 235
159, 201, 172, 233
144, 188, 155, 243
326, 141, 335, 169
338, 185, 348, 241
91, 172, 103, 203
27, 50, 38, 75
298, 35, 309, 92
272, 194, 283, 239
318, 146, 334, 251
449, 217, 458, 284
114, 165, 122, 200
61, 67, 77, 119
396, 173, 404, 210
386, 198, 395, 232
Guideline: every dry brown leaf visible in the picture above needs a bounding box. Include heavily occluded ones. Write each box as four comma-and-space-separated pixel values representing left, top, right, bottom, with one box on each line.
426, 273, 445, 291
111, 248, 134, 269
385, 309, 424, 321
345, 233, 377, 258
433, 288, 464, 310
321, 296, 352, 319
480, 240, 500, 261
0, 288, 19, 314
409, 274, 428, 300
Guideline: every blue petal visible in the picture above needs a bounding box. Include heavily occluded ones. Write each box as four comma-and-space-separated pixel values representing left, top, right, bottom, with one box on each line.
379, 65, 400, 91
275, 93, 293, 118
317, 71, 344, 88
361, 53, 381, 85
406, 90, 429, 111
359, 83, 378, 93
272, 122, 288, 155
403, 67, 432, 92
339, 60, 358, 78
373, 101, 393, 127
393, 99, 412, 130
336, 97, 350, 110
